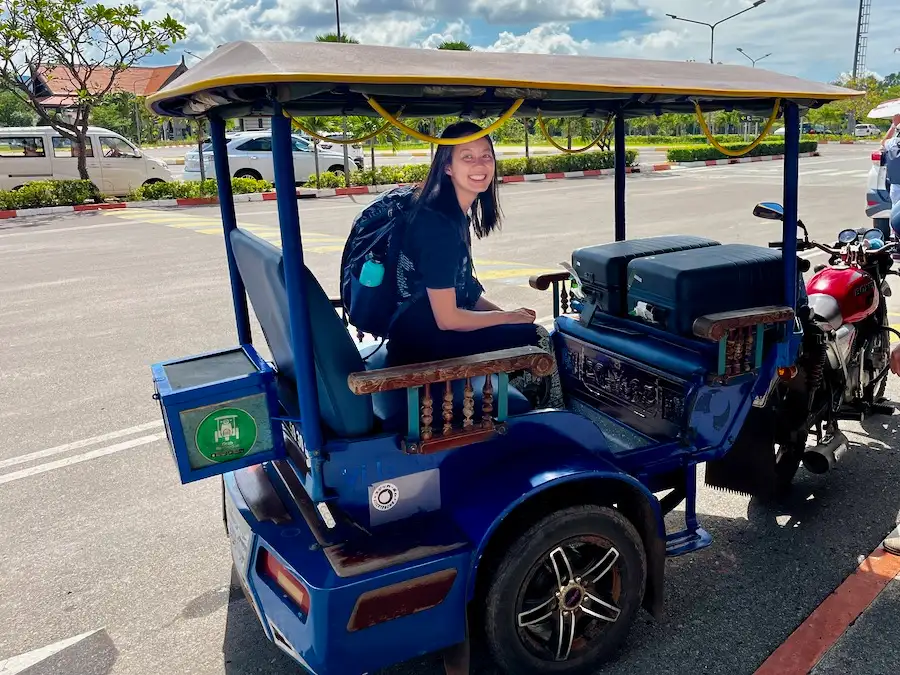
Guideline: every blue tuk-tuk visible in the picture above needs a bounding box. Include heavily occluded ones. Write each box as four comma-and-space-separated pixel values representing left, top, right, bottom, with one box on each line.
147, 42, 860, 675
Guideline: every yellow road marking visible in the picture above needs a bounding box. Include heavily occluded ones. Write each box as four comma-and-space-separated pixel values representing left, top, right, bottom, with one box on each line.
115, 208, 558, 289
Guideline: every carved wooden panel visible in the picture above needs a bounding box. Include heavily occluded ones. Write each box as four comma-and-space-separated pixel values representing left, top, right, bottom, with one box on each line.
347, 346, 555, 395
692, 305, 794, 341
557, 334, 689, 441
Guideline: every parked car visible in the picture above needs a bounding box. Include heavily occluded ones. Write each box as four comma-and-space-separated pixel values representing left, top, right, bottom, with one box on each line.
0, 125, 173, 195
855, 123, 881, 138
182, 131, 362, 183
315, 131, 364, 158
866, 149, 893, 238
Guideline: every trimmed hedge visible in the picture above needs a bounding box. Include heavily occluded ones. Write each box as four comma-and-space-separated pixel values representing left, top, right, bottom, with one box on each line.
128, 177, 273, 201
303, 150, 639, 188
0, 179, 99, 210
666, 140, 818, 163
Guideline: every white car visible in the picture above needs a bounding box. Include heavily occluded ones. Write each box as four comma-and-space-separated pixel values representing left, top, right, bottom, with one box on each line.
182, 131, 362, 183
867, 148, 893, 238
0, 125, 173, 195
855, 123, 881, 138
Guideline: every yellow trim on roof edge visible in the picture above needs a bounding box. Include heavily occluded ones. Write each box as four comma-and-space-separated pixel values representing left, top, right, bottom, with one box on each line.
146, 71, 862, 111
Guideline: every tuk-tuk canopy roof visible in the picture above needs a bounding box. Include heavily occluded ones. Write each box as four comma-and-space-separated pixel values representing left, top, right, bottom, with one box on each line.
147, 40, 861, 120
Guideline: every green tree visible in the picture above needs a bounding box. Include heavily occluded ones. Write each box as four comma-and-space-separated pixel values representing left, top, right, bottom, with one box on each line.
0, 0, 184, 180
437, 40, 472, 50
0, 87, 34, 125
90, 91, 157, 143
315, 32, 359, 43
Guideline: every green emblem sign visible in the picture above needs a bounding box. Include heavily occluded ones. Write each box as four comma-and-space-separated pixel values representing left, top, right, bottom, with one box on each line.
195, 407, 258, 463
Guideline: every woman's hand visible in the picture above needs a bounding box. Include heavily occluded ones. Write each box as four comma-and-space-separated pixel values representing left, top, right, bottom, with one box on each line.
505, 308, 536, 324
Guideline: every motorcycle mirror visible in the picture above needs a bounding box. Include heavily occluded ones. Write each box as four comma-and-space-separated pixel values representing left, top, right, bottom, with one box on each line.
753, 202, 784, 220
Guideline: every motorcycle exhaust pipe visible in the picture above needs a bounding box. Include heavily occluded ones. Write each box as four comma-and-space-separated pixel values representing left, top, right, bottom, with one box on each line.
802, 431, 849, 474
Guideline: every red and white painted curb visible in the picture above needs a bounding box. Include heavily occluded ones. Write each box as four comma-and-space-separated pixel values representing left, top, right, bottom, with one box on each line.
0, 151, 818, 221
670, 150, 818, 169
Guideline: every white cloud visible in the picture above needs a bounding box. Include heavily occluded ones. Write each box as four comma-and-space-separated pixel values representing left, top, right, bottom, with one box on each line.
134, 0, 900, 83
487, 23, 592, 55
414, 20, 473, 50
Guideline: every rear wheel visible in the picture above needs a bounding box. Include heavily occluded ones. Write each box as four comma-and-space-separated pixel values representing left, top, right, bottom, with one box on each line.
484, 505, 646, 675
234, 169, 262, 180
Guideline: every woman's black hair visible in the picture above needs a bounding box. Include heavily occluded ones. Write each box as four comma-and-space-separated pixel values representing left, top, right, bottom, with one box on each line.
412, 120, 502, 239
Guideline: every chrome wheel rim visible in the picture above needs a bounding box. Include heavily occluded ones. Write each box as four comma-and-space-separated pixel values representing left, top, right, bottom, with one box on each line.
515, 536, 623, 663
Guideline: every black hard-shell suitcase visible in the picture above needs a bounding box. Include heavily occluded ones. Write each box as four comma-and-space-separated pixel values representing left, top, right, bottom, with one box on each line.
625, 243, 784, 337
571, 235, 720, 316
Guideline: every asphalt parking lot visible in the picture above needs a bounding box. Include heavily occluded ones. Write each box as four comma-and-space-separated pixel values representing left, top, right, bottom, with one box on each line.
1, 144, 898, 674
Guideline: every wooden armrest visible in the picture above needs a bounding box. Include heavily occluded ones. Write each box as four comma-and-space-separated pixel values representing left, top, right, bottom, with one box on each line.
347, 346, 556, 395
529, 271, 571, 291
693, 306, 795, 341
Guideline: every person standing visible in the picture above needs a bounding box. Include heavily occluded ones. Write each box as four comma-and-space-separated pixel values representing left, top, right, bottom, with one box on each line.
882, 114, 900, 210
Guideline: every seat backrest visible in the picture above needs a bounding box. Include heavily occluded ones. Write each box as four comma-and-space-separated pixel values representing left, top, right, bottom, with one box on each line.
229, 228, 374, 437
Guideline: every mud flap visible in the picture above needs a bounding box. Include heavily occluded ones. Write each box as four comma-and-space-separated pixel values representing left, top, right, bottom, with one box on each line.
703, 405, 782, 497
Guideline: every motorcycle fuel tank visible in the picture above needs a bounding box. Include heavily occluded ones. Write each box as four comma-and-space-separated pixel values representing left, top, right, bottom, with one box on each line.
805, 266, 879, 329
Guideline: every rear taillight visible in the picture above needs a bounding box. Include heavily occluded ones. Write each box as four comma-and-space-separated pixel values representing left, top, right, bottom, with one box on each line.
872, 151, 883, 162
258, 549, 310, 614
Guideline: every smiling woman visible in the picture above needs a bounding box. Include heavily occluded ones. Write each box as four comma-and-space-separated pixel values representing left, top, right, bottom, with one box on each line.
384, 120, 564, 408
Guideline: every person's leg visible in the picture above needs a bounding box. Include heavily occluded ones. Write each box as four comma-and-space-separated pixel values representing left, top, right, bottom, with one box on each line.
507, 325, 565, 409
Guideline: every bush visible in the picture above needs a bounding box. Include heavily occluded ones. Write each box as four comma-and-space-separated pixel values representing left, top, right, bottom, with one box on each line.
127, 177, 272, 201
301, 150, 638, 188
625, 134, 747, 146
666, 140, 818, 163
0, 179, 99, 210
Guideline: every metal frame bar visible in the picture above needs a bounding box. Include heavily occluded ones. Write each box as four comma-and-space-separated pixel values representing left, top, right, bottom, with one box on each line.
210, 116, 252, 344
270, 102, 324, 454
614, 111, 626, 241
782, 102, 800, 311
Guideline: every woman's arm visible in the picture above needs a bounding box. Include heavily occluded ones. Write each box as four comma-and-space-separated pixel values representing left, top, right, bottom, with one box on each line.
427, 288, 534, 331
473, 295, 503, 311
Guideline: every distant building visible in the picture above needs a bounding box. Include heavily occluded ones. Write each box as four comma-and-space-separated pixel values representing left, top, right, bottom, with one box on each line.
28, 59, 191, 139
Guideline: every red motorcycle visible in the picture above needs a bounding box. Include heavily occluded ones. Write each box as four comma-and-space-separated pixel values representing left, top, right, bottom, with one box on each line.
705, 202, 899, 496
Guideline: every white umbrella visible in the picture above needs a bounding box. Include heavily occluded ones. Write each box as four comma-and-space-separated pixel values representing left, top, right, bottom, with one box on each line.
867, 97, 900, 119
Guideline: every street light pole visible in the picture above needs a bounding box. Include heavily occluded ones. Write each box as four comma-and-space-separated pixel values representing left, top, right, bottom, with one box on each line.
335, 0, 351, 181
667, 0, 767, 64
736, 47, 772, 67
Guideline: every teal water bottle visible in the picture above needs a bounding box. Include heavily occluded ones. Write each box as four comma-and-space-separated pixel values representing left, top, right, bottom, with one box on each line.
359, 253, 385, 287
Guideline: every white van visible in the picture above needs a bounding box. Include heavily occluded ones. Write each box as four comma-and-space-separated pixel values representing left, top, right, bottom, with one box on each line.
0, 126, 174, 196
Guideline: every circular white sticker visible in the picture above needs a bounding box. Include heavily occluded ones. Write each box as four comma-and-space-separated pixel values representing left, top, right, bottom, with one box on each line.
372, 483, 399, 511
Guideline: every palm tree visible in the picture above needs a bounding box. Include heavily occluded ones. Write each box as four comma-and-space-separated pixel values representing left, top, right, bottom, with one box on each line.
315, 33, 359, 43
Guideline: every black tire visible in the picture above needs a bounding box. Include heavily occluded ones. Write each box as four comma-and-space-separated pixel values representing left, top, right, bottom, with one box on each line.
484, 505, 646, 675
234, 169, 262, 180
142, 178, 164, 186
326, 164, 345, 175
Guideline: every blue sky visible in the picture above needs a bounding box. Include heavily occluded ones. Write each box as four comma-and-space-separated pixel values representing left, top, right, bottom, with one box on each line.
138, 0, 900, 84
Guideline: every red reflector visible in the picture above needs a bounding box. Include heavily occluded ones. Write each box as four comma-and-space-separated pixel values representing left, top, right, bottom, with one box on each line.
872, 152, 883, 161
347, 569, 457, 632
258, 549, 310, 614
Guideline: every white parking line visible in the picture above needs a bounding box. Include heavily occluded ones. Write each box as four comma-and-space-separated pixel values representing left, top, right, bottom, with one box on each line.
0, 434, 165, 486
0, 420, 163, 470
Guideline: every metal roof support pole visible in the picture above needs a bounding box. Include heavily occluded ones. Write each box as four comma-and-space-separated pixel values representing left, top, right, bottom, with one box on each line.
210, 116, 251, 344
782, 101, 799, 311
270, 102, 324, 455
614, 110, 626, 241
